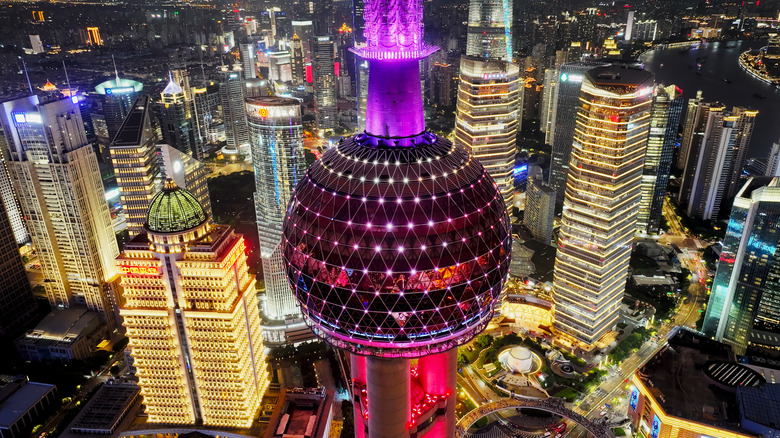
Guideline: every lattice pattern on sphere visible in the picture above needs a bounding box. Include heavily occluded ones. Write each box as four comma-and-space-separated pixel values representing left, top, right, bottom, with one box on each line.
282, 132, 511, 358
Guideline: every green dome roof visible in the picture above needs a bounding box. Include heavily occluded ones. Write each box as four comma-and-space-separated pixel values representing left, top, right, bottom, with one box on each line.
145, 180, 207, 233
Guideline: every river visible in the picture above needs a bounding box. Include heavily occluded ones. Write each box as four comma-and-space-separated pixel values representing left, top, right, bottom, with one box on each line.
639, 39, 779, 159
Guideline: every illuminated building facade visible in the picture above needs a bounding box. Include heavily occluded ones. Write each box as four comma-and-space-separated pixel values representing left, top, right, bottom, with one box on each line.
455, 58, 520, 213
313, 35, 338, 131
548, 61, 608, 202
240, 43, 257, 80
456, 0, 517, 213
156, 143, 212, 221
156, 74, 200, 159
466, 0, 513, 62
552, 66, 654, 346
702, 177, 780, 355
95, 76, 144, 143
678, 102, 757, 221
0, 190, 35, 336
110, 95, 159, 236
0, 96, 119, 327
291, 34, 305, 86
245, 97, 306, 323
118, 181, 268, 427
281, 1, 511, 436
86, 27, 103, 46
218, 65, 249, 152
525, 175, 556, 244
637, 84, 683, 234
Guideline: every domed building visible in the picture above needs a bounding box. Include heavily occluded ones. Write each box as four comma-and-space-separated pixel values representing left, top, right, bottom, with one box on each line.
117, 180, 268, 427
280, 0, 511, 436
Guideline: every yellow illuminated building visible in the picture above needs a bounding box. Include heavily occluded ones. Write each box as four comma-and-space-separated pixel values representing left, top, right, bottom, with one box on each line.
552, 65, 654, 346
118, 180, 268, 427
110, 95, 159, 236
87, 27, 103, 46
455, 56, 520, 212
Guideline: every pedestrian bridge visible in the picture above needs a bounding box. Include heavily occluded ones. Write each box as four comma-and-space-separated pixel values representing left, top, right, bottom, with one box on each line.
456, 397, 615, 438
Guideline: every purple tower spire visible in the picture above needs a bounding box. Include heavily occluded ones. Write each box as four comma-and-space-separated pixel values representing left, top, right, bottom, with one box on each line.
351, 0, 437, 138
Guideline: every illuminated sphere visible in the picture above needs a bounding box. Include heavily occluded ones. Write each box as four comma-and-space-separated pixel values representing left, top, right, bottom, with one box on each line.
281, 131, 511, 357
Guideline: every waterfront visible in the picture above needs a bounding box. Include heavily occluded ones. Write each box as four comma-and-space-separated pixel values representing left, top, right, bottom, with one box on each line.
640, 39, 780, 159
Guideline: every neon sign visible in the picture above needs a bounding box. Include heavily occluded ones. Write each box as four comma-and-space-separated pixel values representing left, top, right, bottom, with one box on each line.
119, 265, 160, 275
629, 386, 638, 410
105, 87, 135, 95
650, 414, 661, 438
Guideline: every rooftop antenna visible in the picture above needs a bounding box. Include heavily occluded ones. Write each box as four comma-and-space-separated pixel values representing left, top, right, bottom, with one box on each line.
63, 60, 73, 99
112, 54, 120, 82
20, 57, 33, 95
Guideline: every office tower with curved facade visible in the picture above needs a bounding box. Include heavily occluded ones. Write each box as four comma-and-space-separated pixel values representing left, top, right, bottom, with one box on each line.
456, 0, 518, 213
281, 1, 512, 436
552, 66, 654, 346
246, 96, 308, 343
117, 180, 268, 426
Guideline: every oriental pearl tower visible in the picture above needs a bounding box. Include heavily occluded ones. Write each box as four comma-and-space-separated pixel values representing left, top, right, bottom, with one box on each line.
281, 1, 511, 437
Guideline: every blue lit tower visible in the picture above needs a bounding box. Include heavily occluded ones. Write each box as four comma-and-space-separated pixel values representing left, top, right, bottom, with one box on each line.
281, 1, 512, 437
703, 177, 780, 355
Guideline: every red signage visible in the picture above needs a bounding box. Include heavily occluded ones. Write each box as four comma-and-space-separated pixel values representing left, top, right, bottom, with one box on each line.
119, 265, 160, 276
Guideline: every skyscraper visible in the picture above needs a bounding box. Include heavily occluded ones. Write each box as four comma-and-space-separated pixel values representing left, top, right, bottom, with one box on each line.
678, 102, 757, 221
156, 144, 213, 221
525, 176, 556, 244
118, 181, 268, 426
702, 177, 780, 355
0, 193, 35, 336
110, 95, 159, 236
0, 132, 28, 245
239, 42, 257, 80
0, 96, 119, 326
455, 0, 518, 214
245, 97, 306, 323
218, 65, 249, 152
637, 84, 683, 234
155, 74, 200, 158
313, 35, 338, 131
291, 34, 305, 86
95, 75, 143, 142
548, 61, 609, 202
465, 0, 513, 61
282, 1, 511, 436
552, 66, 654, 346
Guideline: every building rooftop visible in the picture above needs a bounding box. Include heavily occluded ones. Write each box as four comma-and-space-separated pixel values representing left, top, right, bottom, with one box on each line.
585, 65, 654, 88
23, 307, 101, 343
263, 388, 333, 438
69, 382, 140, 434
637, 330, 753, 433
0, 377, 55, 428
737, 384, 780, 430
111, 95, 151, 145
94, 77, 143, 95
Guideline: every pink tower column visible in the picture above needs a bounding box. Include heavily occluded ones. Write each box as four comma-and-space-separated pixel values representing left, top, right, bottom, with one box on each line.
417, 349, 457, 437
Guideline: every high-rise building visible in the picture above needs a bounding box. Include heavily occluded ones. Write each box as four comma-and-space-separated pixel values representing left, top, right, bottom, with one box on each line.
110, 95, 159, 236
552, 66, 654, 346
0, 130, 28, 245
245, 97, 306, 323
313, 35, 338, 131
637, 84, 683, 234
456, 0, 519, 214
676, 90, 704, 170
291, 34, 306, 85
548, 61, 608, 202
218, 65, 249, 152
29, 35, 44, 54
156, 143, 212, 221
291, 20, 314, 64
117, 180, 268, 426
465, 0, 513, 62
268, 50, 292, 83
239, 42, 257, 80
525, 176, 556, 244
192, 82, 220, 155
95, 76, 144, 143
155, 74, 200, 158
0, 193, 35, 336
767, 140, 780, 177
702, 177, 780, 355
678, 102, 757, 221
0, 96, 119, 326
455, 59, 520, 213
283, 1, 511, 436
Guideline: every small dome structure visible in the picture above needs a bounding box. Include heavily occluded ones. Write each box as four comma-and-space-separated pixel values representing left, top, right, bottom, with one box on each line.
505, 346, 534, 373
145, 179, 207, 233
